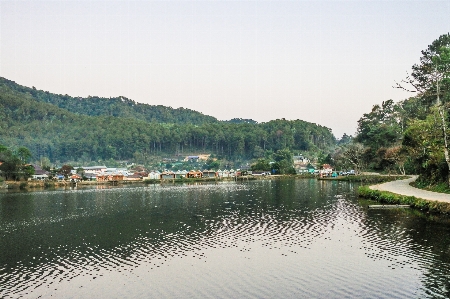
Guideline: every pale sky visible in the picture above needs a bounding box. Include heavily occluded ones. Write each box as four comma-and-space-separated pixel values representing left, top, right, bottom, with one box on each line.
1, 0, 449, 138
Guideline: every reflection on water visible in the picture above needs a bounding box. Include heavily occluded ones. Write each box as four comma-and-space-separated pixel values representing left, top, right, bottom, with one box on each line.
1, 179, 450, 298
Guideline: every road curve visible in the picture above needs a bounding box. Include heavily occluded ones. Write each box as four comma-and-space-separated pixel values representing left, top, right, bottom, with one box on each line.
369, 175, 450, 203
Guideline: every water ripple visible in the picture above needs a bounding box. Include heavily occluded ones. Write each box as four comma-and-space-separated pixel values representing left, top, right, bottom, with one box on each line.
1, 180, 449, 298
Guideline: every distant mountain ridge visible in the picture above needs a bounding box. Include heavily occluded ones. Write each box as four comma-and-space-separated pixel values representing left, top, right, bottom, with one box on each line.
0, 77, 335, 163
0, 77, 218, 125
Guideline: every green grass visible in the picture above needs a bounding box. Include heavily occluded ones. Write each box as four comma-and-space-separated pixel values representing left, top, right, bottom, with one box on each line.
320, 175, 408, 184
412, 181, 450, 194
358, 185, 450, 214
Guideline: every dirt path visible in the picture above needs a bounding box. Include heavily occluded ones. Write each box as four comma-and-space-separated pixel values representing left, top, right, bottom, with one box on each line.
369, 175, 450, 203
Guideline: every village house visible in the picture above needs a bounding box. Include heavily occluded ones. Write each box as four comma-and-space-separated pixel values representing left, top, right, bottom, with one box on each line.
320, 164, 333, 176
84, 173, 97, 181
187, 170, 203, 178
31, 165, 50, 180
81, 166, 107, 174
160, 171, 176, 180
202, 170, 217, 178
145, 171, 161, 180
125, 173, 143, 181
97, 173, 124, 182
175, 170, 188, 179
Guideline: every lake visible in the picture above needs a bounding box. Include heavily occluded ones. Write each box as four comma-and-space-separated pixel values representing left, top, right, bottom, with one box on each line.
1, 179, 450, 298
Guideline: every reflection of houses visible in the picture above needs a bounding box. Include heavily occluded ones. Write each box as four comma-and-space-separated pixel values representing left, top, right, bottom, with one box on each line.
187, 170, 203, 178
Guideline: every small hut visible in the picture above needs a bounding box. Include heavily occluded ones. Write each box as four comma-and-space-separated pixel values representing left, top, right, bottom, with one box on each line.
202, 170, 217, 178
187, 170, 203, 178
160, 171, 176, 180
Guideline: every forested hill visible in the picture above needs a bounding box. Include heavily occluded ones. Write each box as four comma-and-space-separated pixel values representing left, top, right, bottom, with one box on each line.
0, 77, 218, 125
0, 77, 336, 163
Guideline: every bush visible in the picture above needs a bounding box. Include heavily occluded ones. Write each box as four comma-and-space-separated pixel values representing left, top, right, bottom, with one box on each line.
358, 185, 450, 214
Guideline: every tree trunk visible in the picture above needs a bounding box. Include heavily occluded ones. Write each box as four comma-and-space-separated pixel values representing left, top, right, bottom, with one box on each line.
438, 106, 450, 186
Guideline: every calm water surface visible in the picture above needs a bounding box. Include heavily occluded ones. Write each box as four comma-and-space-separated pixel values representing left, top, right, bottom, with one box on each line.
1, 179, 450, 298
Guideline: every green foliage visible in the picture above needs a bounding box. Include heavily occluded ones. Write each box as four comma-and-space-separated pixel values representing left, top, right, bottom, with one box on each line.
272, 148, 296, 174
358, 185, 450, 214
251, 159, 271, 171
59, 165, 73, 178
0, 77, 217, 125
16, 147, 32, 163
204, 159, 220, 170
354, 34, 450, 182
0, 157, 21, 180
22, 164, 35, 179
0, 78, 336, 164
0, 144, 34, 180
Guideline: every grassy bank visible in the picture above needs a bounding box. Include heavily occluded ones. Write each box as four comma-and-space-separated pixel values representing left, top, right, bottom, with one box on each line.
412, 180, 450, 194
358, 186, 450, 214
319, 175, 408, 184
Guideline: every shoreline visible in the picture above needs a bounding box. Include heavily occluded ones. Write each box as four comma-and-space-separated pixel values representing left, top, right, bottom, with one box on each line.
360, 176, 450, 214
1, 174, 305, 190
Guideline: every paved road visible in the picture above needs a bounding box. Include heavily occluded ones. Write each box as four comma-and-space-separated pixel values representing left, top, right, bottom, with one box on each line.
369, 175, 450, 203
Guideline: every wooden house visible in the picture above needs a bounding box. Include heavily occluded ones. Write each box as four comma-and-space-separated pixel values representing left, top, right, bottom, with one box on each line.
97, 173, 124, 182
202, 170, 217, 178
160, 171, 176, 180
145, 171, 161, 180
187, 170, 203, 178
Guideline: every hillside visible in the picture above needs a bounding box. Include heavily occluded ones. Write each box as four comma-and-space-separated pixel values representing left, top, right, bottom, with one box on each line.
0, 78, 336, 163
0, 77, 218, 125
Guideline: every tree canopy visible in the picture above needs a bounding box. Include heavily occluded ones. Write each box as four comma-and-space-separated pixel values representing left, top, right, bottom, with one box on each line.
0, 77, 336, 165
354, 33, 450, 184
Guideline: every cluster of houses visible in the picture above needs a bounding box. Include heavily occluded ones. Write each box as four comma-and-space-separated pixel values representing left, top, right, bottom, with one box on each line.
293, 155, 335, 177
30, 165, 245, 182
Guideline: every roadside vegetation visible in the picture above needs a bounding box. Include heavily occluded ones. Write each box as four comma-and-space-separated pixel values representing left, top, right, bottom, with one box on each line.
320, 175, 408, 184
359, 186, 450, 214
333, 33, 450, 193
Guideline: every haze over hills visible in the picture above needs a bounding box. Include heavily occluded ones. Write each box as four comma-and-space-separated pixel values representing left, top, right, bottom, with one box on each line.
0, 77, 335, 163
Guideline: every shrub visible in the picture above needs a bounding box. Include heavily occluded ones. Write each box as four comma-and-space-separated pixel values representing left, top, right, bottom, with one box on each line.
358, 186, 450, 214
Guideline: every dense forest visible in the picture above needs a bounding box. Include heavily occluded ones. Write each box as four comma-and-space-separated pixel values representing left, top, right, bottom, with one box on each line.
0, 77, 217, 125
346, 33, 450, 187
0, 78, 335, 165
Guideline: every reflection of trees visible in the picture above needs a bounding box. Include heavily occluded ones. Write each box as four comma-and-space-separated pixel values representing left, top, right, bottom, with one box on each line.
364, 209, 450, 298
5, 180, 448, 297
0, 180, 352, 271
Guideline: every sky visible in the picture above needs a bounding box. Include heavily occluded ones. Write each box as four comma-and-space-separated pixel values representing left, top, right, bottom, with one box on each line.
1, 0, 449, 138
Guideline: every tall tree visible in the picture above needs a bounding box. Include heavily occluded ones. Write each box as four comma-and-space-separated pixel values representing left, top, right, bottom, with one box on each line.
396, 34, 450, 184
16, 147, 32, 163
